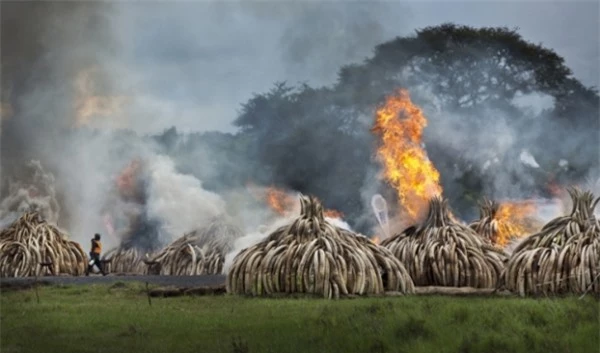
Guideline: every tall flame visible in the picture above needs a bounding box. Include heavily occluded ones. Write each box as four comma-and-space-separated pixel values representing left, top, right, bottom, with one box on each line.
372, 89, 442, 221
495, 201, 538, 246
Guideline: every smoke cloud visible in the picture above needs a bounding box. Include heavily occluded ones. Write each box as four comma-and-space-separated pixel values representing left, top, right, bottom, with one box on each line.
144, 155, 227, 240
1, 1, 597, 253
1, 2, 118, 167
106, 1, 407, 134
0, 160, 60, 228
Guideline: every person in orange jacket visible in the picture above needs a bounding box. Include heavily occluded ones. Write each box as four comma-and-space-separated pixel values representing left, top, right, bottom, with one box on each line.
86, 233, 107, 276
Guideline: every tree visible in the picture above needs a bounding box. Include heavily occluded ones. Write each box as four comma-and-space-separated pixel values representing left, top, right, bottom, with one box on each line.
336, 24, 593, 109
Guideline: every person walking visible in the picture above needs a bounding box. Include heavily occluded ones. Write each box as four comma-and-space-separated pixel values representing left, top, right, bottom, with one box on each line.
86, 233, 107, 276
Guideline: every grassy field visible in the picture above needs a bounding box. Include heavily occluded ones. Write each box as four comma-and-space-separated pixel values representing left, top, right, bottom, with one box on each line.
1, 282, 598, 353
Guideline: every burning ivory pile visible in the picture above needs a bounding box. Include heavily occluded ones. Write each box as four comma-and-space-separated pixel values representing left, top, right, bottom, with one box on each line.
381, 197, 507, 288
146, 217, 243, 275
0, 212, 87, 277
227, 195, 415, 299
469, 199, 507, 246
469, 199, 542, 248
503, 188, 600, 296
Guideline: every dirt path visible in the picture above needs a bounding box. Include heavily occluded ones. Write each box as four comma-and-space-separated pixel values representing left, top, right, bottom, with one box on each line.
0, 274, 227, 289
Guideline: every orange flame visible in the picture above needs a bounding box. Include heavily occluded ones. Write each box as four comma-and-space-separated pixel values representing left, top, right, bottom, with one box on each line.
372, 89, 443, 221
74, 67, 128, 127
116, 159, 144, 202
494, 201, 538, 246
263, 186, 343, 219
0, 102, 12, 121
265, 187, 296, 216
371, 236, 381, 244
324, 209, 344, 219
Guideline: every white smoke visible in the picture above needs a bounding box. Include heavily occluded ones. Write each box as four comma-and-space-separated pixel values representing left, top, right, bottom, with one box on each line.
326, 217, 352, 232
223, 216, 292, 273
0, 160, 60, 228
519, 150, 540, 169
104, 153, 230, 249
144, 154, 227, 241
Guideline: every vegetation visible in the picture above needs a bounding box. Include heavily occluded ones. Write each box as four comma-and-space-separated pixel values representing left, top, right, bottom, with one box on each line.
1, 282, 597, 353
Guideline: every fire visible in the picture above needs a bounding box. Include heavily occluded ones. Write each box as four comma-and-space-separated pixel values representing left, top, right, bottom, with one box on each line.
116, 159, 144, 202
0, 102, 12, 121
371, 236, 381, 244
265, 187, 296, 216
324, 209, 344, 219
495, 201, 538, 246
74, 67, 128, 127
263, 186, 344, 219
372, 89, 443, 221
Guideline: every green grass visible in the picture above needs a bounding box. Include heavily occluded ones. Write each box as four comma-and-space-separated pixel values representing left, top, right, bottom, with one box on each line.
1, 282, 598, 353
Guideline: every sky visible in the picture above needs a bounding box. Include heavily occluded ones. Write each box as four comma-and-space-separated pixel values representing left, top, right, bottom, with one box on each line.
21, 0, 600, 135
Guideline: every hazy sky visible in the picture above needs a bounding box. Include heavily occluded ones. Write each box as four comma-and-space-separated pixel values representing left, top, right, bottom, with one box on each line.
98, 1, 599, 134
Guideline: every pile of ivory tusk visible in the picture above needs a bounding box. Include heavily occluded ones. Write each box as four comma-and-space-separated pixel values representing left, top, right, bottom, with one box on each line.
469, 199, 503, 245
0, 212, 87, 277
381, 197, 507, 288
227, 195, 415, 299
502, 187, 600, 296
101, 246, 155, 275
146, 217, 243, 275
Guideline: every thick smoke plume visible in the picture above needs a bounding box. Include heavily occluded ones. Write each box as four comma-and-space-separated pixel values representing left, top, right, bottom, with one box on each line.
1, 2, 118, 171
103, 155, 230, 251
145, 155, 227, 237
0, 2, 124, 241
0, 2, 232, 250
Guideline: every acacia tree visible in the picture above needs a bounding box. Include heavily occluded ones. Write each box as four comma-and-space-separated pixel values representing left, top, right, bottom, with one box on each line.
337, 24, 594, 109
